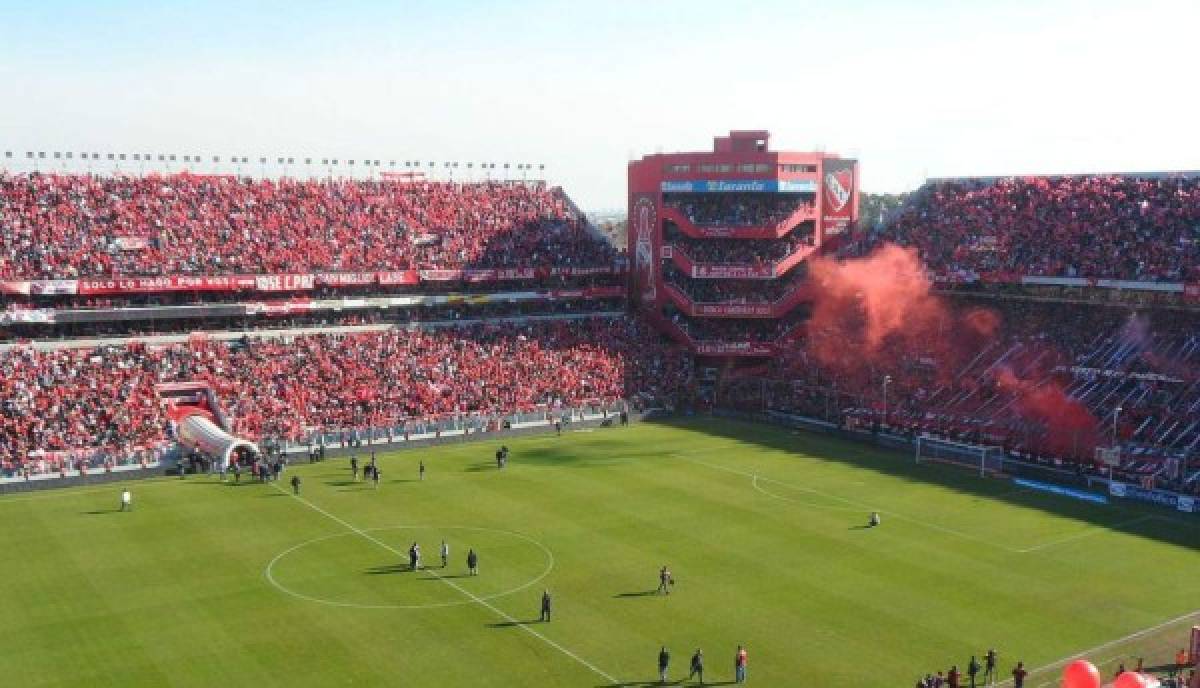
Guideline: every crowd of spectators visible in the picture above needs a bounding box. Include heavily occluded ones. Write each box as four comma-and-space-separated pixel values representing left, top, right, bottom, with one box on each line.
729, 296, 1200, 487
0, 173, 620, 279
861, 175, 1200, 282
663, 193, 813, 227
664, 223, 815, 264
0, 317, 690, 477
663, 264, 807, 304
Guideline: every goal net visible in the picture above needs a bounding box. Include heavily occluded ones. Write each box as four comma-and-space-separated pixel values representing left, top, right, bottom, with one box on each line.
915, 435, 1005, 477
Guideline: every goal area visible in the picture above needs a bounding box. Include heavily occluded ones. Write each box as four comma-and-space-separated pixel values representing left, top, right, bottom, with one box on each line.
915, 435, 1005, 477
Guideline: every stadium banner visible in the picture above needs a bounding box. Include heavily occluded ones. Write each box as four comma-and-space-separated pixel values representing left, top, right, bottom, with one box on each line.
316, 272, 377, 287
692, 264, 775, 279
695, 303, 773, 317
0, 281, 32, 295
820, 158, 857, 227
244, 299, 312, 316
463, 269, 498, 283
496, 267, 536, 280
419, 269, 464, 282
77, 275, 257, 295
694, 341, 774, 356
1108, 481, 1196, 512
29, 280, 80, 296
661, 180, 817, 193
253, 274, 315, 292
376, 270, 420, 285
0, 308, 55, 325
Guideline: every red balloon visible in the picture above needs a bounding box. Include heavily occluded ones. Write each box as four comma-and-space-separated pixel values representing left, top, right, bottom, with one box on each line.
1113, 672, 1149, 688
1062, 660, 1101, 688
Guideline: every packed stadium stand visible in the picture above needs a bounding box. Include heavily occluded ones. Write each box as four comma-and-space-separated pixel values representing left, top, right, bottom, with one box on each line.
0, 173, 618, 277
846, 174, 1200, 283
0, 317, 690, 479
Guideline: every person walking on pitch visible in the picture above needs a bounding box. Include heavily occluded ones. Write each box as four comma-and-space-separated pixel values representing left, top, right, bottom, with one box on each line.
440, 540, 449, 568
658, 646, 670, 684
467, 548, 478, 575
735, 645, 747, 683
290, 474, 301, 495
419, 460, 425, 481
350, 455, 358, 481
657, 565, 673, 594
120, 489, 132, 512
983, 649, 997, 685
688, 649, 704, 685
539, 590, 552, 622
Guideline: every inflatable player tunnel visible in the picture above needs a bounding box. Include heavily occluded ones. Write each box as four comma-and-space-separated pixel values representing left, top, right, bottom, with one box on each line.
156, 382, 260, 468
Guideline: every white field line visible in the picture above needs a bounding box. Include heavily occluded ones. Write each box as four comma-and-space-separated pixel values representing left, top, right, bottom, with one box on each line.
0, 477, 182, 505
751, 475, 862, 513
691, 458, 1018, 552
270, 482, 619, 685
999, 609, 1200, 687
1015, 515, 1155, 553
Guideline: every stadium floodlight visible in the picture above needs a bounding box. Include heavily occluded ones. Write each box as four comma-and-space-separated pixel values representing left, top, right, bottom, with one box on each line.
38, 152, 46, 159
915, 435, 1004, 477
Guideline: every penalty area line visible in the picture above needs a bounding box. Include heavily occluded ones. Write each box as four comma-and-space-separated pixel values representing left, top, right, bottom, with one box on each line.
1015, 515, 1155, 553
269, 482, 619, 685
690, 459, 1019, 553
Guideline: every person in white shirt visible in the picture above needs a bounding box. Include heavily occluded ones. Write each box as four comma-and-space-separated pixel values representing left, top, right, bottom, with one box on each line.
440, 540, 449, 568
120, 489, 132, 512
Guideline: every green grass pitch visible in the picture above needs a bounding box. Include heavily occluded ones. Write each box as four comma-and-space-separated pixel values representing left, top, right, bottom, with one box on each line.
2, 417, 1197, 687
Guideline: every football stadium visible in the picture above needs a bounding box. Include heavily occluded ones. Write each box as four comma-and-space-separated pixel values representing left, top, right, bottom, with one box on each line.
2, 3, 1199, 687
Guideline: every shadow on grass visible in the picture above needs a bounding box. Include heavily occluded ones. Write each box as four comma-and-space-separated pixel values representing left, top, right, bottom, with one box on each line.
325, 480, 358, 487
82, 509, 121, 515
364, 564, 411, 575
464, 463, 501, 473
420, 574, 470, 580
614, 590, 660, 598
647, 416, 1200, 551
486, 619, 542, 628
596, 681, 736, 687
848, 524, 873, 531
260, 492, 289, 498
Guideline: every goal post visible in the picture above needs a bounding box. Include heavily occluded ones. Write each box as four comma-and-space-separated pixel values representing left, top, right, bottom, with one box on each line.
915, 434, 1005, 477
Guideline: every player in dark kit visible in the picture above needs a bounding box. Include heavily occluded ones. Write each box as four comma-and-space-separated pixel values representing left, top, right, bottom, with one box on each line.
658, 646, 670, 684
967, 655, 980, 688
688, 649, 704, 685
657, 565, 673, 594
467, 548, 478, 575
350, 455, 358, 481
419, 461, 425, 481
290, 474, 301, 495
539, 590, 552, 622
983, 649, 997, 685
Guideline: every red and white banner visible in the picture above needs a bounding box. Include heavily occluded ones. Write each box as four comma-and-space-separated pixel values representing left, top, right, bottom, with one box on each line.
377, 270, 420, 286
113, 237, 151, 251
244, 299, 312, 316
30, 280, 79, 296
77, 275, 257, 295
496, 267, 536, 280
317, 272, 377, 287
253, 274, 315, 292
463, 269, 497, 283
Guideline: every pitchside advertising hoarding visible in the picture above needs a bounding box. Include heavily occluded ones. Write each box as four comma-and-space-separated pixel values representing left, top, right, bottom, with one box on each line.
1109, 481, 1197, 513
820, 158, 858, 230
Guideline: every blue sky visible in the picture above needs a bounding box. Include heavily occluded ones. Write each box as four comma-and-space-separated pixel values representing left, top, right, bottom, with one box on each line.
1, 0, 1197, 210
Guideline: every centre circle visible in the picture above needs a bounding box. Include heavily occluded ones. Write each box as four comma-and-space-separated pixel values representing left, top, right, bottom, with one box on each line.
266, 525, 554, 610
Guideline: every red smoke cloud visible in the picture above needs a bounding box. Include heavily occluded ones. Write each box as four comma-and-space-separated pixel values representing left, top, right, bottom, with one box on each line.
995, 367, 1100, 456
800, 242, 1101, 458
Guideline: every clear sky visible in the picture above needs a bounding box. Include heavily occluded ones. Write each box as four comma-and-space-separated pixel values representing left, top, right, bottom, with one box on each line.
1, 0, 1197, 210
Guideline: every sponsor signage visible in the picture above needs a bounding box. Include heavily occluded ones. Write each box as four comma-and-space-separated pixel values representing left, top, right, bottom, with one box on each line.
1109, 481, 1197, 512
694, 303, 773, 317
694, 341, 774, 356
1012, 478, 1108, 504
376, 270, 421, 285
692, 264, 775, 279
661, 180, 817, 193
